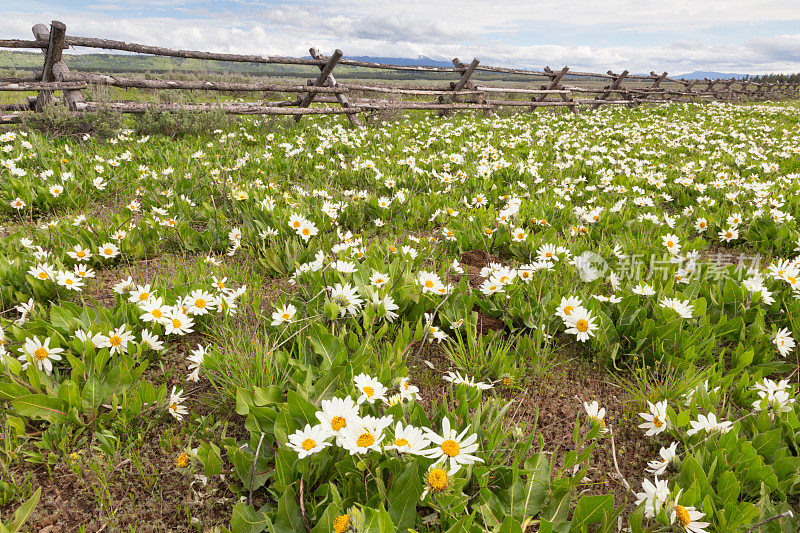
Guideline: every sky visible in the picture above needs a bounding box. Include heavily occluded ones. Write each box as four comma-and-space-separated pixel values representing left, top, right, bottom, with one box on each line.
2, 0, 800, 74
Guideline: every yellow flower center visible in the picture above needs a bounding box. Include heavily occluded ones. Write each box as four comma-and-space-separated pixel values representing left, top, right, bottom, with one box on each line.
356, 433, 375, 447
293, 221, 302, 228
170, 401, 178, 412
152, 309, 163, 318
653, 415, 663, 428
331, 416, 346, 431
394, 438, 409, 447
674, 505, 690, 526
139, 292, 150, 300
77, 251, 85, 258
104, 248, 112, 255
281, 313, 291, 320
34, 347, 48, 361
564, 305, 574, 315
176, 453, 189, 468
425, 280, 434, 288
301, 438, 316, 451
195, 298, 206, 308
38, 272, 48, 279
576, 319, 589, 332
427, 468, 449, 491
109, 335, 122, 347
333, 515, 350, 533
363, 386, 375, 397
667, 240, 674, 247
302, 228, 310, 236
172, 318, 182, 328
441, 439, 460, 457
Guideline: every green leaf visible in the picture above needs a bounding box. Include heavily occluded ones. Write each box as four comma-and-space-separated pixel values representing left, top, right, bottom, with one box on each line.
49, 305, 77, 333
287, 390, 319, 427
362, 505, 395, 533
387, 465, 421, 529
196, 442, 222, 477
273, 485, 305, 533
7, 487, 41, 533
230, 503, 272, 533
444, 512, 475, 532
499, 516, 524, 533
309, 326, 343, 369
570, 495, 613, 532
717, 471, 741, 508
752, 428, 781, 460
0, 382, 29, 401
11, 395, 67, 423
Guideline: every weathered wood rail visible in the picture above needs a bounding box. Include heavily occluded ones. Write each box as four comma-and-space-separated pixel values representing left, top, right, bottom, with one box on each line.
1, 21, 798, 126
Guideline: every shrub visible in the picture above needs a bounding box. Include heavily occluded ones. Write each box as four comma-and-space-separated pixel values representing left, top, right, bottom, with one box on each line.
132, 108, 235, 137
22, 105, 124, 139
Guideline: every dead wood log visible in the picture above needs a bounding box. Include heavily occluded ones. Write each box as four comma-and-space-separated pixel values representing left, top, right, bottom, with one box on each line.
591, 70, 628, 110
80, 101, 363, 115
536, 66, 578, 114
0, 114, 24, 124
65, 72, 347, 93
294, 49, 342, 122
32, 22, 85, 111
0, 81, 87, 91
452, 58, 493, 117
309, 47, 361, 127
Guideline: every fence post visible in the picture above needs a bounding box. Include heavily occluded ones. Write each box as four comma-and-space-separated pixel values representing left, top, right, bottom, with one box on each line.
646, 71, 668, 104
451, 58, 493, 117
295, 49, 343, 122
703, 78, 719, 100
592, 70, 628, 110
536, 66, 577, 114
31, 21, 63, 111
32, 21, 85, 111
308, 48, 362, 127
439, 57, 479, 117
650, 71, 668, 88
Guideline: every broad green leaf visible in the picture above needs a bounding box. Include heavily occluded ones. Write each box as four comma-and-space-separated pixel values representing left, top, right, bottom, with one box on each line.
12, 395, 67, 423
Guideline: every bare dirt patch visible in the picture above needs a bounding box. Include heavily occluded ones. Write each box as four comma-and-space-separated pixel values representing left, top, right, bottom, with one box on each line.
408, 339, 657, 510
1, 421, 233, 532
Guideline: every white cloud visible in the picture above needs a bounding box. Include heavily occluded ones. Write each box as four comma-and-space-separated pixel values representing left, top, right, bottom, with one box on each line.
2, 1, 799, 73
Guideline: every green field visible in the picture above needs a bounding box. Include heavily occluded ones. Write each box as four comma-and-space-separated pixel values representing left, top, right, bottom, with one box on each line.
0, 99, 799, 532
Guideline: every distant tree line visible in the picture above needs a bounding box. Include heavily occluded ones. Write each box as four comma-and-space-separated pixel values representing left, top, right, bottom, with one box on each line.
746, 73, 800, 83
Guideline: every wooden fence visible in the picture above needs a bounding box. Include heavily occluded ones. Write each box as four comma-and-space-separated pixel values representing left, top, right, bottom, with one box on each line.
1, 20, 799, 127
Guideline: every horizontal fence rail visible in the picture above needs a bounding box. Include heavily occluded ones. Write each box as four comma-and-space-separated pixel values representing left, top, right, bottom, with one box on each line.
0, 20, 798, 126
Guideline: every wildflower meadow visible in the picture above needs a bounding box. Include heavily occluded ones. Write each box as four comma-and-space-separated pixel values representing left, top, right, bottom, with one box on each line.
1, 100, 800, 532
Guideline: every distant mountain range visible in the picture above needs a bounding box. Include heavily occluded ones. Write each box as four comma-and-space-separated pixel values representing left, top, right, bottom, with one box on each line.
349, 62, 752, 79
0, 49, 757, 80
674, 71, 749, 80
347, 56, 453, 67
